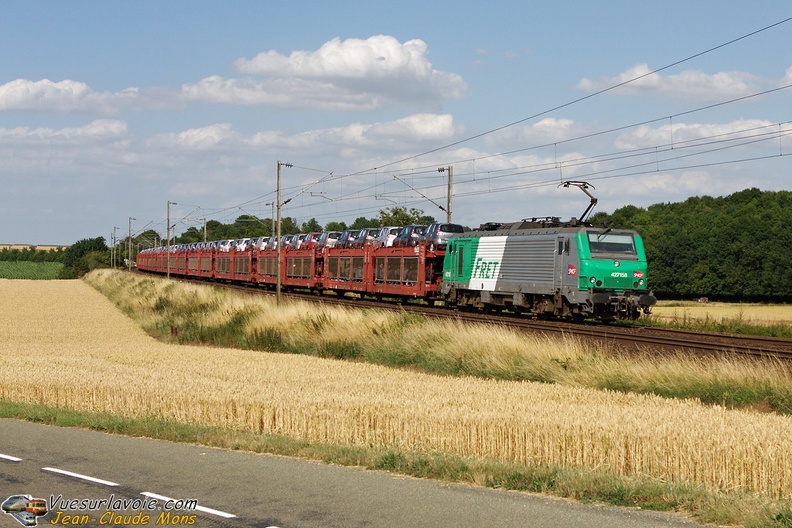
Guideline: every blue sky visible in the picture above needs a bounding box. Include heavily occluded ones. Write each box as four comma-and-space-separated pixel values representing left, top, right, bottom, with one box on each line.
2, 1, 791, 245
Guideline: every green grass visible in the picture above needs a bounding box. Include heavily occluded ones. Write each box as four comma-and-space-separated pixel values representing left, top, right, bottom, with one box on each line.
3, 399, 791, 528
0, 261, 64, 279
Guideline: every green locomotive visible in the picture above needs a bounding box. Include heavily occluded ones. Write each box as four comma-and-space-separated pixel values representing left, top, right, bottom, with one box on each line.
440, 183, 656, 320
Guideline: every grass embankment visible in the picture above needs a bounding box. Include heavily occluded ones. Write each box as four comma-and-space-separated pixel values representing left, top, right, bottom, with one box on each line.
3, 272, 792, 527
89, 270, 792, 415
0, 261, 63, 279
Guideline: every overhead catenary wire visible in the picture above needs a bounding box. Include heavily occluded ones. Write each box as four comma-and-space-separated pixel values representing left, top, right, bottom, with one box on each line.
343, 16, 792, 177
262, 44, 792, 216
145, 112, 791, 237
280, 118, 792, 213
139, 16, 792, 237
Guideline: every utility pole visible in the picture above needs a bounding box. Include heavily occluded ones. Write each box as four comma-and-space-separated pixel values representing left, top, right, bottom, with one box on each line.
167, 201, 177, 279
127, 217, 136, 272
438, 165, 453, 223
276, 161, 292, 305
112, 226, 118, 268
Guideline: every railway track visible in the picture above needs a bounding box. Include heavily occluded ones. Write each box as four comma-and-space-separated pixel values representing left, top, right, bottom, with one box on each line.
382, 302, 792, 359
332, 296, 792, 360
148, 272, 792, 361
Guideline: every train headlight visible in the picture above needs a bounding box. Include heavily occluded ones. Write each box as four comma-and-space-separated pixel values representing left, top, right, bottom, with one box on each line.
590, 277, 597, 284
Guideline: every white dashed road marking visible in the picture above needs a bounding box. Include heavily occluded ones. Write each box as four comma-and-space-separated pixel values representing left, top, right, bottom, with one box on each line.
141, 492, 237, 519
0, 453, 22, 462
41, 467, 119, 486
37, 465, 240, 521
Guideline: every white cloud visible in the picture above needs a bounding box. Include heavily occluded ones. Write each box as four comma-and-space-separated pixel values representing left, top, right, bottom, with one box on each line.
0, 79, 182, 115
0, 79, 142, 114
3, 36, 467, 114
150, 123, 241, 150
0, 119, 132, 183
486, 117, 580, 148
577, 63, 764, 101
181, 75, 380, 111
614, 119, 776, 150
781, 66, 792, 87
182, 35, 467, 109
248, 113, 459, 154
619, 171, 714, 199
364, 113, 457, 142
0, 119, 128, 144
235, 35, 431, 78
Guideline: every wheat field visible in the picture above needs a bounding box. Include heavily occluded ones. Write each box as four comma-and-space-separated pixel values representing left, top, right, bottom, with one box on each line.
2, 278, 792, 499
652, 300, 792, 325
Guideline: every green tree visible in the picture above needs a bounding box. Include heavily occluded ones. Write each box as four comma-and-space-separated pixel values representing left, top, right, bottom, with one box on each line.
231, 214, 270, 237
0, 247, 65, 263
205, 220, 224, 240
602, 188, 792, 301
301, 218, 323, 233
325, 221, 347, 231
378, 206, 432, 226
177, 227, 204, 244
60, 237, 108, 278
417, 213, 436, 225
280, 217, 300, 235
350, 216, 379, 229
130, 230, 162, 252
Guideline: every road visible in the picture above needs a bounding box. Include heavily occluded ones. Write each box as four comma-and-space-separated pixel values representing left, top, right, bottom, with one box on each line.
0, 419, 703, 528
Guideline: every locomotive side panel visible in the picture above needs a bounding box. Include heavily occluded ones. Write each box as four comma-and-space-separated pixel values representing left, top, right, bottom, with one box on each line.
498, 236, 557, 294
442, 233, 560, 294
458, 236, 507, 291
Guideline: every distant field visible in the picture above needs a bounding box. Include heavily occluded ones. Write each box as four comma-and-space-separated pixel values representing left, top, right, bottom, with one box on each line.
652, 300, 792, 325
0, 261, 63, 279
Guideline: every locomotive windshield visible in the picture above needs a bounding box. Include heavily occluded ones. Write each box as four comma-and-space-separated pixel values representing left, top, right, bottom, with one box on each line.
586, 231, 637, 257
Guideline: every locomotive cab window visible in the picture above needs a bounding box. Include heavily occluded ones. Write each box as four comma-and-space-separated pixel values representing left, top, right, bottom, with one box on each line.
587, 232, 637, 257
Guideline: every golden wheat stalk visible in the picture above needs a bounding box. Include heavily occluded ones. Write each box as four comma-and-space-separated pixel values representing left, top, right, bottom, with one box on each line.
1, 274, 791, 498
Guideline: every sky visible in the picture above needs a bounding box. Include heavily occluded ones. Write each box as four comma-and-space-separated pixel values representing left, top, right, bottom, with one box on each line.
1, 1, 791, 245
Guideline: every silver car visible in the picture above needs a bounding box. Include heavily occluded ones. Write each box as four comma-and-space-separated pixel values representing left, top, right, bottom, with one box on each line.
316, 231, 341, 248
372, 226, 400, 248
420, 222, 464, 251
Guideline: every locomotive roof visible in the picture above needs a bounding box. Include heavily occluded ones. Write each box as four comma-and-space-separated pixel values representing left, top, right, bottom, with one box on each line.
455, 218, 640, 240
476, 217, 592, 232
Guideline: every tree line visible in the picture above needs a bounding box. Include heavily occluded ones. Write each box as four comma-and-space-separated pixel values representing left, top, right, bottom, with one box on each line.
590, 188, 792, 301
22, 191, 792, 301
0, 247, 65, 263
0, 238, 111, 279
